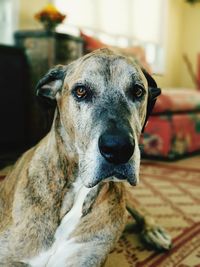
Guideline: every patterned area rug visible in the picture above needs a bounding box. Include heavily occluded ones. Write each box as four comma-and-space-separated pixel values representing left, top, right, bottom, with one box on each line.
1, 159, 200, 266
105, 160, 200, 267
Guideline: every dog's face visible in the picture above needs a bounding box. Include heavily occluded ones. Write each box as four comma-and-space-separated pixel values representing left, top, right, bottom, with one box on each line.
37, 49, 160, 188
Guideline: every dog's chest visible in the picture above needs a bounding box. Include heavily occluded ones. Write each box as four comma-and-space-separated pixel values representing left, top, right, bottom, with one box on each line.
23, 183, 91, 267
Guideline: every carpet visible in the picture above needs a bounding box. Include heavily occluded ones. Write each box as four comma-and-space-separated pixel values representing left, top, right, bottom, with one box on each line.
1, 158, 200, 266
105, 160, 200, 267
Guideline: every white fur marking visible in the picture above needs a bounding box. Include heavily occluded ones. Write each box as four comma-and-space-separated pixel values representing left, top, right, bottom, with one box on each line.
23, 181, 91, 267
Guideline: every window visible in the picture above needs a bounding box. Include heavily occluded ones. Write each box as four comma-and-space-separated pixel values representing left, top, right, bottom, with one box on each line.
0, 0, 19, 45
55, 0, 167, 73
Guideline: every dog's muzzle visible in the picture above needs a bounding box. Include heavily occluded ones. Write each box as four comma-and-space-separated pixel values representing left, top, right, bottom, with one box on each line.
89, 128, 137, 187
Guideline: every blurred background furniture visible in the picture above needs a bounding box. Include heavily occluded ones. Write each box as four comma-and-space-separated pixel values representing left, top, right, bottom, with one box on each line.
142, 89, 200, 160
15, 30, 83, 145
0, 31, 83, 167
0, 44, 30, 166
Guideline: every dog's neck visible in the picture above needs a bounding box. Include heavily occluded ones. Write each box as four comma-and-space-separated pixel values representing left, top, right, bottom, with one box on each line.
24, 111, 88, 221
54, 111, 77, 157
46, 110, 79, 183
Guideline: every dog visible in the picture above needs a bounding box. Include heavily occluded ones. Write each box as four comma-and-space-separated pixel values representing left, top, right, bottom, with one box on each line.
0, 48, 171, 267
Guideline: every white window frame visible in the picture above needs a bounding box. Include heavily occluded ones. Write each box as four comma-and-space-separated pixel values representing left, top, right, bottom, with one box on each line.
0, 0, 19, 45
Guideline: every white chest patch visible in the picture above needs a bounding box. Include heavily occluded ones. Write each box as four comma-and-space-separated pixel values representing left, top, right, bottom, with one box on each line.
23, 181, 92, 267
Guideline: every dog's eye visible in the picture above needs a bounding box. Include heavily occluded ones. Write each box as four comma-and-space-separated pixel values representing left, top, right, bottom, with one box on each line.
74, 86, 88, 99
132, 85, 145, 100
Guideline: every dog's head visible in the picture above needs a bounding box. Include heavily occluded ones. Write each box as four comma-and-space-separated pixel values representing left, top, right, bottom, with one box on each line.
36, 48, 160, 188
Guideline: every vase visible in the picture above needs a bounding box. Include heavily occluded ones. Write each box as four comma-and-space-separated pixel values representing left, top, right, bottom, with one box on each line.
42, 21, 57, 33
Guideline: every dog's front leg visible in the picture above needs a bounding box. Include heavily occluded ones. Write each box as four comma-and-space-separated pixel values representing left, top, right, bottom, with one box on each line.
125, 183, 172, 251
26, 183, 127, 267
58, 183, 127, 267
42, 228, 124, 267
126, 204, 172, 251
50, 242, 109, 267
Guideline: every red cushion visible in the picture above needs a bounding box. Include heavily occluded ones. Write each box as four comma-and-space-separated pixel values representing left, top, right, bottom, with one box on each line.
153, 89, 200, 114
80, 31, 108, 51
142, 112, 200, 158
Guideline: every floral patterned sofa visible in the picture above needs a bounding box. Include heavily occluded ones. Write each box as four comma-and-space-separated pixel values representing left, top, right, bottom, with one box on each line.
141, 89, 200, 160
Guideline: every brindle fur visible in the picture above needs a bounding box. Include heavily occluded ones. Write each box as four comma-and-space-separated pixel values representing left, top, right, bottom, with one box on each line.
0, 49, 170, 267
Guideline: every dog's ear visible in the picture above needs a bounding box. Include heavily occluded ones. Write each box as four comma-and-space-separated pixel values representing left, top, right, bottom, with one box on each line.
36, 65, 66, 107
142, 69, 161, 132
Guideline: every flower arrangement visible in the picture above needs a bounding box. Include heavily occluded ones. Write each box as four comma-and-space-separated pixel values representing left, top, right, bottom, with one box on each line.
35, 4, 66, 32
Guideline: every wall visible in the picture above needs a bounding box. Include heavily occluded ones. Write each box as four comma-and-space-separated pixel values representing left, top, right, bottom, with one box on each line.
154, 0, 184, 88
179, 2, 200, 88
155, 0, 200, 89
19, 0, 47, 30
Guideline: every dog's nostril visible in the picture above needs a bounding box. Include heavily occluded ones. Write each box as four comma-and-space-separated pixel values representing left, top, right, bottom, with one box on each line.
98, 132, 135, 164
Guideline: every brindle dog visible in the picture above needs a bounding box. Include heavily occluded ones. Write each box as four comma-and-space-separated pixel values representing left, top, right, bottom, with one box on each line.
0, 49, 171, 267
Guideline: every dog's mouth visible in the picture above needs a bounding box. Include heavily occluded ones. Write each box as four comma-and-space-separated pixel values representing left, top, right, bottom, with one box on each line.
86, 161, 138, 188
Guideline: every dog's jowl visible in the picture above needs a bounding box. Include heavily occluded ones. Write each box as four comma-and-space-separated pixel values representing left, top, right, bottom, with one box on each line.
0, 49, 169, 267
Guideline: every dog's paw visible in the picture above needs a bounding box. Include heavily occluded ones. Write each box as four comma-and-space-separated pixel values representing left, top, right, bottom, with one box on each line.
126, 206, 172, 251
141, 224, 172, 251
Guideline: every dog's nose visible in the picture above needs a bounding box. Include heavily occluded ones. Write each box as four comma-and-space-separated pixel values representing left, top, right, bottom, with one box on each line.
98, 130, 135, 164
